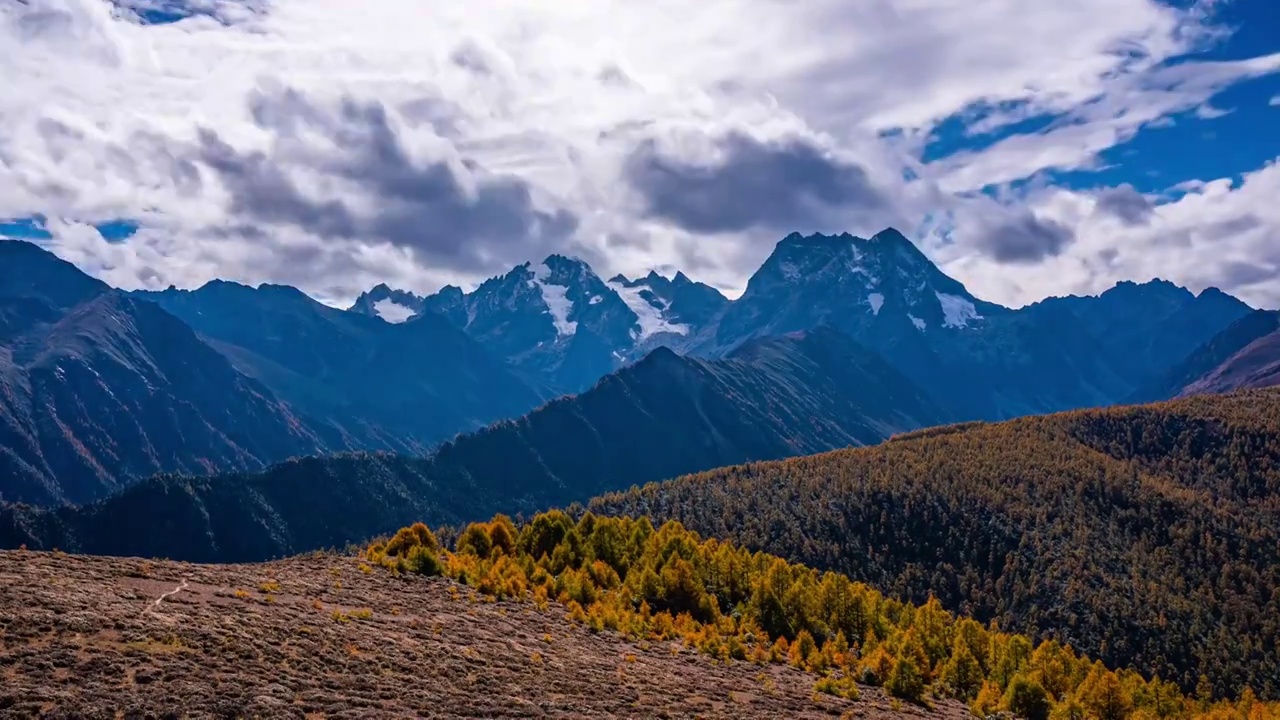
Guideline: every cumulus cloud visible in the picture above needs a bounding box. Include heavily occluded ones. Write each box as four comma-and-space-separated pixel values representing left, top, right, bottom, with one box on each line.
932, 162, 1280, 309
624, 130, 887, 234
198, 88, 578, 275
1093, 184, 1154, 226
964, 209, 1076, 265
0, 0, 1278, 304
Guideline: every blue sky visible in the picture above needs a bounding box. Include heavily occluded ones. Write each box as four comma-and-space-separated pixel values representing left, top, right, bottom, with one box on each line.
1, 0, 1278, 308
996, 0, 1280, 196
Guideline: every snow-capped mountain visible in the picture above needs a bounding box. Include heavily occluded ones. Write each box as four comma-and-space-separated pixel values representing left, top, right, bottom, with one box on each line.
607, 270, 729, 337
703, 228, 1004, 353
690, 228, 1148, 419
348, 284, 427, 324
413, 255, 726, 393
353, 226, 1252, 418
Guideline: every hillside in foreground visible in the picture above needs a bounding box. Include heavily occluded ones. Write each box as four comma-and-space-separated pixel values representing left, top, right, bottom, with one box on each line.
0, 549, 962, 720
590, 390, 1280, 698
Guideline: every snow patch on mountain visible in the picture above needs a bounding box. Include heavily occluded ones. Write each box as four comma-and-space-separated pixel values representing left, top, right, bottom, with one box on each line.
373, 298, 416, 323
867, 293, 884, 316
936, 292, 983, 329
529, 263, 578, 337
910, 314, 927, 331
845, 247, 868, 277
608, 280, 690, 341
589, 295, 603, 305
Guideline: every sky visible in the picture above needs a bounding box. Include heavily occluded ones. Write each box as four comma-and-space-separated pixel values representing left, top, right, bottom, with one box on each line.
1, 0, 1278, 308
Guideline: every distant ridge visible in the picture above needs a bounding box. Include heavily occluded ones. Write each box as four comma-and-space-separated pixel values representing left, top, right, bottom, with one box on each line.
0, 326, 945, 560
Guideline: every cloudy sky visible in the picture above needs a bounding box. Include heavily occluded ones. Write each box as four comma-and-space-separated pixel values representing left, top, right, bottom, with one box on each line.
2, 0, 1279, 308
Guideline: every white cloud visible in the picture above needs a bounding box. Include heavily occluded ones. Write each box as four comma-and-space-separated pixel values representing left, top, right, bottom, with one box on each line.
931, 54, 1280, 194
1271, 95, 1280, 107
1, 0, 1278, 306
932, 159, 1280, 309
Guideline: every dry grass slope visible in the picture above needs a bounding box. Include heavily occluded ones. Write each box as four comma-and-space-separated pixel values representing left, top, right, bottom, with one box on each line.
0, 550, 969, 720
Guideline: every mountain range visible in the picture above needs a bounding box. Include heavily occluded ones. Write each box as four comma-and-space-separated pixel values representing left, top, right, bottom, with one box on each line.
134, 280, 543, 452
1, 227, 1276, 508
352, 255, 731, 394
0, 327, 945, 561
353, 228, 1257, 418
0, 243, 327, 505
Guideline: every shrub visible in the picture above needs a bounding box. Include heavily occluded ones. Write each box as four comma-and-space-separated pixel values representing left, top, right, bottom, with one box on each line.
457, 523, 494, 559
815, 675, 861, 700
1005, 675, 1052, 720
404, 545, 443, 576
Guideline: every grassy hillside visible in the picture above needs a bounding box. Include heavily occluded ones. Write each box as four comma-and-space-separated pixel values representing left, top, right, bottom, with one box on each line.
589, 390, 1280, 698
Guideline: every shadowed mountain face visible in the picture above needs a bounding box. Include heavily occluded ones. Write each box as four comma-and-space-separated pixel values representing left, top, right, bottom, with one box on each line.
133, 280, 545, 454
0, 243, 325, 505
1032, 281, 1253, 386
1133, 310, 1280, 402
1177, 330, 1280, 392
0, 327, 945, 561
0, 241, 544, 506
1176, 326, 1280, 397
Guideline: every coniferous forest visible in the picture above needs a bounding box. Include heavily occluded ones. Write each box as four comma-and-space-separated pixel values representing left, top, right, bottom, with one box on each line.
588, 390, 1280, 699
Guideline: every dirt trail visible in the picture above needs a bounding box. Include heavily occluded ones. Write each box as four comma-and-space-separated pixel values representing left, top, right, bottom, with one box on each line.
149, 577, 189, 609
0, 550, 971, 719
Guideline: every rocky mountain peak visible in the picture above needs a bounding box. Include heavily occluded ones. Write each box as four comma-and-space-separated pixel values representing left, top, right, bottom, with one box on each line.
348, 284, 427, 324
734, 228, 990, 337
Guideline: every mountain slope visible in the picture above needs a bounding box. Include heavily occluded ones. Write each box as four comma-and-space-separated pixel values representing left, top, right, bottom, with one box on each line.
590, 390, 1280, 697
1178, 329, 1280, 396
0, 551, 966, 720
608, 269, 729, 330
1134, 310, 1280, 401
0, 328, 946, 560
135, 281, 543, 453
0, 242, 325, 505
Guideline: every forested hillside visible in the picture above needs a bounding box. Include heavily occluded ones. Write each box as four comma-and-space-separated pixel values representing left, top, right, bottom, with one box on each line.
590, 390, 1280, 698
361, 512, 1280, 720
